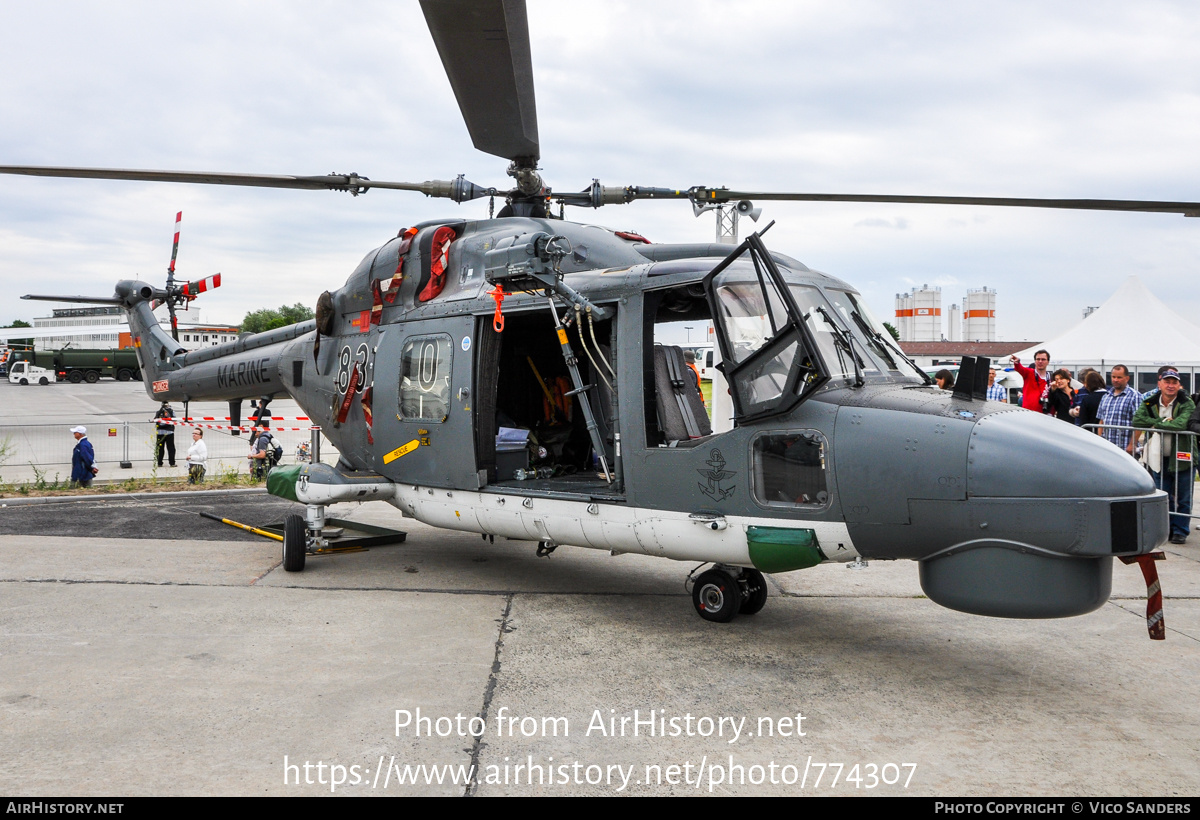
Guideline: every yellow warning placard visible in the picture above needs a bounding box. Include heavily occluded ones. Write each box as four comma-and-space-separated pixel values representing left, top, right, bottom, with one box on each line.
556, 328, 568, 344
383, 438, 422, 464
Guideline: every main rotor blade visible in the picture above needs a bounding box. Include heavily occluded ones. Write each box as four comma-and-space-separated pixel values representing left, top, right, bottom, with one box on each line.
420, 0, 539, 164
0, 166, 479, 197
22, 294, 125, 305
686, 188, 1200, 216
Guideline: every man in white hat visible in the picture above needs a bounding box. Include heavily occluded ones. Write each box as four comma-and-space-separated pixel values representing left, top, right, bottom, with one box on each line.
70, 426, 98, 488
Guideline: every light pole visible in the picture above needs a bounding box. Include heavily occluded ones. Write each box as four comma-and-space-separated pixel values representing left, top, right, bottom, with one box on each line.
684, 326, 693, 343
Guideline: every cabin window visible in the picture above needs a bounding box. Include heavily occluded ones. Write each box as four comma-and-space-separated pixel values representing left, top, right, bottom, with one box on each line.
399, 335, 452, 422
751, 430, 829, 509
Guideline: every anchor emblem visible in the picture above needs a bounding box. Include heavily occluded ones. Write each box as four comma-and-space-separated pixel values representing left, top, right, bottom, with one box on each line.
697, 448, 737, 501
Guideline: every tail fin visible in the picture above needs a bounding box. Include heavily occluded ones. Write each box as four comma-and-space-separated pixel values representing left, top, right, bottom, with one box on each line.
116, 280, 189, 391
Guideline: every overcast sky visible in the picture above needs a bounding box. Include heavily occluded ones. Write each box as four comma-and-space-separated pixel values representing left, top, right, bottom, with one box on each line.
2, 0, 1198, 344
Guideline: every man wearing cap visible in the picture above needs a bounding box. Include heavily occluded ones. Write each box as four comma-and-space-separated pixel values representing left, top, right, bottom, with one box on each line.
1133, 368, 1196, 544
683, 349, 704, 406
70, 426, 98, 488
153, 402, 177, 468
247, 425, 273, 481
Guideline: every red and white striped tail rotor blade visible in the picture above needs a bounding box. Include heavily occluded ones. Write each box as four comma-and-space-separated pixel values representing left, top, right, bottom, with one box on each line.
183, 273, 221, 301
167, 211, 182, 276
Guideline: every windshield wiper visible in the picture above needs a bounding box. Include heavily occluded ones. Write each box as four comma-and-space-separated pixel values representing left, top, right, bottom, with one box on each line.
815, 306, 864, 387
848, 310, 932, 384
848, 309, 898, 369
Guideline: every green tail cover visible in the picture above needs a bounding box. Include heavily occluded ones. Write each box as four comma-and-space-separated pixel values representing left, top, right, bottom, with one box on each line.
266, 465, 303, 502
746, 525, 824, 573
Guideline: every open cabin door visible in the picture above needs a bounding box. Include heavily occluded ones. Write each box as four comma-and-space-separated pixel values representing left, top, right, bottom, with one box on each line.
472, 305, 620, 494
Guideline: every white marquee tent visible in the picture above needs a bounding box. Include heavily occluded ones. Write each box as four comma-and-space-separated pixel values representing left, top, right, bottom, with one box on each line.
1012, 276, 1200, 373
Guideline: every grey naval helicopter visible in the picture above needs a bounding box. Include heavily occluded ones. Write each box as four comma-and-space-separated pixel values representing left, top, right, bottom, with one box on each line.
4, 0, 1195, 635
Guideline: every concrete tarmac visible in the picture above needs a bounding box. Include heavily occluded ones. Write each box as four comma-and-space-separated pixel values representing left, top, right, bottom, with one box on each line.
1, 495, 1198, 797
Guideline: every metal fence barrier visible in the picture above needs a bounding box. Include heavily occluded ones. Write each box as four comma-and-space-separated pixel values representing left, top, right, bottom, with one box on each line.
0, 422, 334, 484
1082, 423, 1197, 526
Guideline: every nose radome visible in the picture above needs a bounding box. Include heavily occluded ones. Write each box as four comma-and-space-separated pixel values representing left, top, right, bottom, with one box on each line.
967, 409, 1153, 499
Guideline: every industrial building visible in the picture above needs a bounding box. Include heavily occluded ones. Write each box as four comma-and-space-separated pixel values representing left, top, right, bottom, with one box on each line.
32, 306, 237, 352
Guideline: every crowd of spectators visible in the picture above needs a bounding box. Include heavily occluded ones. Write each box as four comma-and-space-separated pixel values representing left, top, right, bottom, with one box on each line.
1002, 352, 1197, 544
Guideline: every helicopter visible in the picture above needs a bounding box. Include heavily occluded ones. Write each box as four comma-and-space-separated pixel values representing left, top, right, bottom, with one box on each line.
3, 0, 1195, 632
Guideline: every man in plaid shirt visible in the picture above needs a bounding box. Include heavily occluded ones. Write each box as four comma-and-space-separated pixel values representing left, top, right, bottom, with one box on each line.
1097, 364, 1141, 453
986, 368, 1008, 403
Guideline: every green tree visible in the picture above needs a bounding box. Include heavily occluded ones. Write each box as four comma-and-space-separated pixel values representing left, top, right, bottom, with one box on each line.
240, 303, 315, 334
883, 321, 901, 342
3, 319, 32, 348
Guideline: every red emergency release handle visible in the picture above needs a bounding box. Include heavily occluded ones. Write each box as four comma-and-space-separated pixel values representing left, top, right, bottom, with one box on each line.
488, 284, 507, 333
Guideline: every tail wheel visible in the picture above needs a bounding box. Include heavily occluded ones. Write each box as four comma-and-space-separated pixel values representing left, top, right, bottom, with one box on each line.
739, 569, 769, 615
84, 371, 100, 383
68, 371, 84, 383
38, 377, 49, 386
282, 514, 307, 572
692, 569, 741, 623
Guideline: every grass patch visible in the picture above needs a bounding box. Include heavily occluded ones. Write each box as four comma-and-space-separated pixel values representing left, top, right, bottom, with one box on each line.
0, 464, 262, 499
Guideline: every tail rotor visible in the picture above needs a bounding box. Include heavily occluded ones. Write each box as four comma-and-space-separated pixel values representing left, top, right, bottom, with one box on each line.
156, 212, 221, 338
165, 211, 182, 340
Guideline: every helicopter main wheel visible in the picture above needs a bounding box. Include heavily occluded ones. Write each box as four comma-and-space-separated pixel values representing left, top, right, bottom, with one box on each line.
282, 513, 306, 572
68, 371, 84, 384
84, 371, 100, 384
739, 569, 768, 615
692, 569, 742, 623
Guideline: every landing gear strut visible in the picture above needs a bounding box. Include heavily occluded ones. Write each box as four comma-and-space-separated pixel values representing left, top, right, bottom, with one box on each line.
689, 565, 769, 622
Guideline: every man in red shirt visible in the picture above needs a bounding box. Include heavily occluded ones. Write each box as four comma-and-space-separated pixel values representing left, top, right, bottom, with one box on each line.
1010, 349, 1051, 411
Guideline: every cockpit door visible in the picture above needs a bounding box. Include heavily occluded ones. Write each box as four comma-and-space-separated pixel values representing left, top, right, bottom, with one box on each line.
703, 232, 830, 423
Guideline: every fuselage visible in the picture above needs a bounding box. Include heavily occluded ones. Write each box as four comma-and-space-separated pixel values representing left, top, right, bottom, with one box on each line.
118, 215, 1168, 619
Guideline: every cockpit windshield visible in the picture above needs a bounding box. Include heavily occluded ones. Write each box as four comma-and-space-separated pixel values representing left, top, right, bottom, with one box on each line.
822, 289, 927, 381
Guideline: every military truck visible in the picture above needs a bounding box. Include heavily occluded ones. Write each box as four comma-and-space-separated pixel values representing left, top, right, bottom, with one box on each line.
9, 348, 142, 383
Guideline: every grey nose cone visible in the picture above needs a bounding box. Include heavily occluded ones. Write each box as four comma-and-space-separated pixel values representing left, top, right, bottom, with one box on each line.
967, 409, 1153, 499
919, 408, 1157, 619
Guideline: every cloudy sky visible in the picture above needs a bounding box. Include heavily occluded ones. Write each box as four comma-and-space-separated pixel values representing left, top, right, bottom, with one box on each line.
2, 0, 1198, 343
